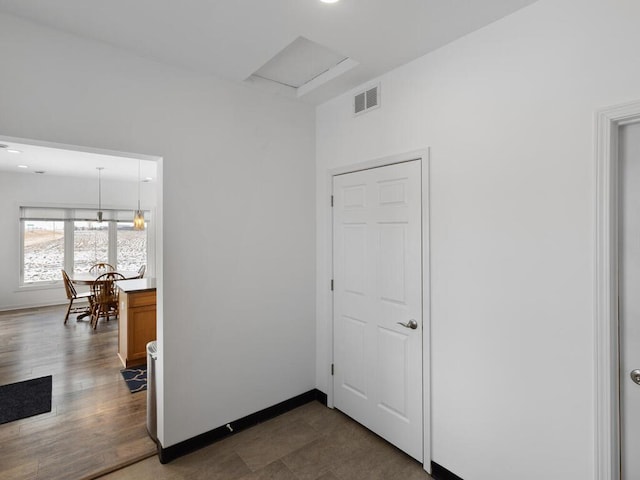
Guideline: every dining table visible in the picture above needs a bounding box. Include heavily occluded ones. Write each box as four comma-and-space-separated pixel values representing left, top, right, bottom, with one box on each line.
70, 270, 139, 285
70, 270, 140, 320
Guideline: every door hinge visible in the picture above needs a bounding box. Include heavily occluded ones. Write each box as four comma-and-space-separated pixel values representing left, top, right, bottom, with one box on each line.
330, 195, 334, 207
330, 279, 334, 291
331, 363, 334, 376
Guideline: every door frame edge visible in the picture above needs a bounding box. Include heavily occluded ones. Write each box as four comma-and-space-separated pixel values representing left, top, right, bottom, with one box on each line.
325, 148, 432, 471
595, 100, 640, 480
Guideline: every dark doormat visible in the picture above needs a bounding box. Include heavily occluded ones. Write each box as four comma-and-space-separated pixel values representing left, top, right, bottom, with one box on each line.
120, 366, 147, 393
0, 375, 52, 425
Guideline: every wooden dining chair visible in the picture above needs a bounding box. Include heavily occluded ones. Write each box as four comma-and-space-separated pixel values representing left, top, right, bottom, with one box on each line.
89, 263, 115, 274
90, 272, 125, 329
61, 270, 93, 324
137, 265, 146, 279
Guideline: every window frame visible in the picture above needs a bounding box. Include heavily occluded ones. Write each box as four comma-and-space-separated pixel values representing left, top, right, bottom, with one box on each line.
19, 206, 149, 288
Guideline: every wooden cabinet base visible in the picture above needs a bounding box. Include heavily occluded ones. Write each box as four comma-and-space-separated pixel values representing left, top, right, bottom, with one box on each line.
118, 352, 145, 368
118, 288, 156, 368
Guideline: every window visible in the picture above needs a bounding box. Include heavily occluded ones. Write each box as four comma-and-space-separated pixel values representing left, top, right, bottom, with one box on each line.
74, 221, 109, 273
22, 220, 65, 283
20, 207, 149, 286
117, 222, 147, 271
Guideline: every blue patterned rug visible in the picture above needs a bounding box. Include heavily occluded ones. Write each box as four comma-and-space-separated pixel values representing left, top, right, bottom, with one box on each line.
120, 366, 147, 393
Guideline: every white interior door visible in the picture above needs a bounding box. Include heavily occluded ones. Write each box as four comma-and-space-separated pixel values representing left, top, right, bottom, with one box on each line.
620, 121, 640, 480
332, 160, 422, 461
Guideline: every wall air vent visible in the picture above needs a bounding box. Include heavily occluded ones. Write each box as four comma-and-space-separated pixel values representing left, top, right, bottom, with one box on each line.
354, 92, 366, 114
354, 84, 380, 116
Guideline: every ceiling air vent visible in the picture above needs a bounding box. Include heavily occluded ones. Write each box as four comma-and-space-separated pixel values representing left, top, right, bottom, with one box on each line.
354, 84, 380, 116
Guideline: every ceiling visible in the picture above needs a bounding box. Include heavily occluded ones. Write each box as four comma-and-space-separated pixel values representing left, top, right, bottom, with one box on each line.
0, 0, 539, 104
0, 0, 538, 178
0, 140, 157, 182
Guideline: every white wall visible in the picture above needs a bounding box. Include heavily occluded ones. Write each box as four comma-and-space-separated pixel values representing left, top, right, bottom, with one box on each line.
0, 170, 157, 310
316, 0, 640, 478
0, 12, 316, 448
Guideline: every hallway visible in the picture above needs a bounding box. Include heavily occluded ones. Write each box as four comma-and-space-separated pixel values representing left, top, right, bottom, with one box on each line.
101, 401, 431, 480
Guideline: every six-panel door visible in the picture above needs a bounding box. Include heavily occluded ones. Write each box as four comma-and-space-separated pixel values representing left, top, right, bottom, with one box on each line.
333, 160, 423, 461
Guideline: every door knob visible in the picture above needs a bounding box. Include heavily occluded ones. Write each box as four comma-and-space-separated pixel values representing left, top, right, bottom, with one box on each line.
397, 319, 418, 330
631, 369, 640, 385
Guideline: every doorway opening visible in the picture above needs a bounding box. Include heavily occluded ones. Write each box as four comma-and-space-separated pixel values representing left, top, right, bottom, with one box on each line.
328, 150, 431, 473
0, 134, 163, 479
595, 100, 640, 480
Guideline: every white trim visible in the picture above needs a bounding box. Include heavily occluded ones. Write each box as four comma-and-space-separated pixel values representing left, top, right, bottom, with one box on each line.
297, 58, 359, 98
0, 300, 67, 313
595, 100, 640, 480
326, 148, 431, 472
421, 151, 432, 472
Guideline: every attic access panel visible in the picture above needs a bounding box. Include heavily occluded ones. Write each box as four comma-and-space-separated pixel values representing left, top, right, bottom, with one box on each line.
251, 36, 350, 89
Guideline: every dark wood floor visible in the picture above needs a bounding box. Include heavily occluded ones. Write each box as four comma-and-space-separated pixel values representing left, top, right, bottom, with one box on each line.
0, 305, 156, 480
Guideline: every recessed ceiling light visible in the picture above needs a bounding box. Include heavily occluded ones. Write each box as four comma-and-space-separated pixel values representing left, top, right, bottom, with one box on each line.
320, 0, 340, 3
17, 165, 28, 169
7, 149, 22, 154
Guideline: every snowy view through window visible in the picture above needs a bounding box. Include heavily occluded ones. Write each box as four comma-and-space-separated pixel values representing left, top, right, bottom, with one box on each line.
23, 221, 65, 283
23, 221, 146, 283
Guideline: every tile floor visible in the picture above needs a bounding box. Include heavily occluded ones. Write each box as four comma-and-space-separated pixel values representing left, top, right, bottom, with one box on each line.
99, 401, 432, 480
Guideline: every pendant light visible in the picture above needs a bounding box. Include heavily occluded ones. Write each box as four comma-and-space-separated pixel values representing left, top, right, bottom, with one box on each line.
133, 160, 145, 230
96, 167, 104, 222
